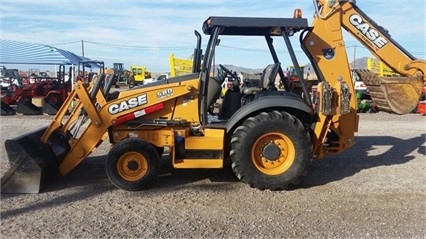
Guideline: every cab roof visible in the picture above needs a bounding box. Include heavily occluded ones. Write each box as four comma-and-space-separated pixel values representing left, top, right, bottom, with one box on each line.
202, 16, 309, 36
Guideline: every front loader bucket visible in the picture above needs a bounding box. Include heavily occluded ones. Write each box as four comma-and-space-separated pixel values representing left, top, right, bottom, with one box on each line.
1, 127, 71, 193
1, 103, 16, 115
355, 70, 423, 114
15, 101, 42, 115
42, 102, 59, 115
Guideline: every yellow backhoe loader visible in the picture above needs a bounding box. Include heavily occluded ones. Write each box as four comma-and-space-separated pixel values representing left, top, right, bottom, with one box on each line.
1, 0, 424, 193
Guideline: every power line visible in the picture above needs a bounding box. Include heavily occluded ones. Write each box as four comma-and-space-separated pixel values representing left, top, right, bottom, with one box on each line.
49, 41, 81, 46
84, 41, 194, 51
346, 44, 366, 49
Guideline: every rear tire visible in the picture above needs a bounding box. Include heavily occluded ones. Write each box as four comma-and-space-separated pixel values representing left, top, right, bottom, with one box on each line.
45, 93, 62, 108
230, 111, 312, 190
106, 138, 160, 191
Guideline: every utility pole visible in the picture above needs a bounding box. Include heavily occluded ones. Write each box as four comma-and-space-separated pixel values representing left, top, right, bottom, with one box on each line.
81, 40, 85, 57
353, 45, 357, 69
347, 45, 359, 69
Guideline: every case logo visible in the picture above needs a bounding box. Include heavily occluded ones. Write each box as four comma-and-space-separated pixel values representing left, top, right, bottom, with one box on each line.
108, 94, 147, 114
349, 14, 388, 49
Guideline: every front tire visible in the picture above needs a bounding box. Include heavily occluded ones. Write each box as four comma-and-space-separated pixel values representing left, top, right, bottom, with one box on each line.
45, 93, 62, 108
230, 111, 312, 190
106, 138, 160, 191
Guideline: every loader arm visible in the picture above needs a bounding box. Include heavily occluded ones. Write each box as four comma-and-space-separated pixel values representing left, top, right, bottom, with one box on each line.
1, 75, 200, 193
55, 77, 198, 176
302, 0, 425, 159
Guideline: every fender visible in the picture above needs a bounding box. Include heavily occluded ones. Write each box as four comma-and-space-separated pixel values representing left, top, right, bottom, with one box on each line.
44, 90, 65, 101
226, 94, 314, 133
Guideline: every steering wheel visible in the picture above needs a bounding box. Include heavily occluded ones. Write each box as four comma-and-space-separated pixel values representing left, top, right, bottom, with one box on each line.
219, 64, 238, 80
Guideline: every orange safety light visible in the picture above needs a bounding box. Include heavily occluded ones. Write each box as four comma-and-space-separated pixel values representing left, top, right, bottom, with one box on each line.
293, 9, 302, 18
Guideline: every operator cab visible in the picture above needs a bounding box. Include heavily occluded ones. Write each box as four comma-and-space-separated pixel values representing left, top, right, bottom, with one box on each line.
199, 16, 312, 126
215, 62, 281, 120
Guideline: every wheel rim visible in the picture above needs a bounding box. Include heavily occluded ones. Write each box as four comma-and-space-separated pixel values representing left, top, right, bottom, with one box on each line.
117, 152, 148, 181
252, 132, 295, 175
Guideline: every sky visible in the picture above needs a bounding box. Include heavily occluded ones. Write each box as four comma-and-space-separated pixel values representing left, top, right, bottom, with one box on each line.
1, 0, 425, 73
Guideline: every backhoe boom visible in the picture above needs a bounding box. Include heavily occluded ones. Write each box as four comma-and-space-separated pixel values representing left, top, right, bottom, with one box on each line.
313, 0, 424, 115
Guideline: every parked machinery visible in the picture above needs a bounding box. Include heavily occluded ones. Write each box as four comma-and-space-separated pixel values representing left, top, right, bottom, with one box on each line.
0, 66, 21, 92
169, 32, 202, 77
169, 54, 194, 77
77, 60, 105, 84
128, 66, 152, 88
1, 0, 424, 193
284, 65, 317, 95
1, 65, 70, 115
111, 63, 133, 87
1, 61, 104, 116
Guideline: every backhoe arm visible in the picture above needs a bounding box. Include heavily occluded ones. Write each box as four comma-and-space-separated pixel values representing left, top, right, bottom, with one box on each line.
302, 0, 360, 159
339, 1, 425, 79
310, 0, 424, 115
339, 0, 425, 114
302, 0, 425, 159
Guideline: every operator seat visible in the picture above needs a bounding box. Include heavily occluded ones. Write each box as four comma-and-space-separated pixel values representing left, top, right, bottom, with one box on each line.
217, 80, 243, 120
206, 76, 223, 112
240, 62, 281, 95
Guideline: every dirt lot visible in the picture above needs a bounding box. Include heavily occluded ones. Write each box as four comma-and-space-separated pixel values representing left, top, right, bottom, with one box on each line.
0, 112, 425, 238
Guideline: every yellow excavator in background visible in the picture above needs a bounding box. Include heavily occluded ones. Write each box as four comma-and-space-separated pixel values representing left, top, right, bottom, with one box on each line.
1, 0, 424, 193
129, 66, 152, 87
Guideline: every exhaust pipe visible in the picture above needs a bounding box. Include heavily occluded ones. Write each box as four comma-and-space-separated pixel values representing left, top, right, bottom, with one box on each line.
1, 127, 70, 193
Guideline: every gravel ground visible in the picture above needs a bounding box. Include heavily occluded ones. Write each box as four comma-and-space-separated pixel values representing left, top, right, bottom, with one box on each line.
0, 111, 425, 238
